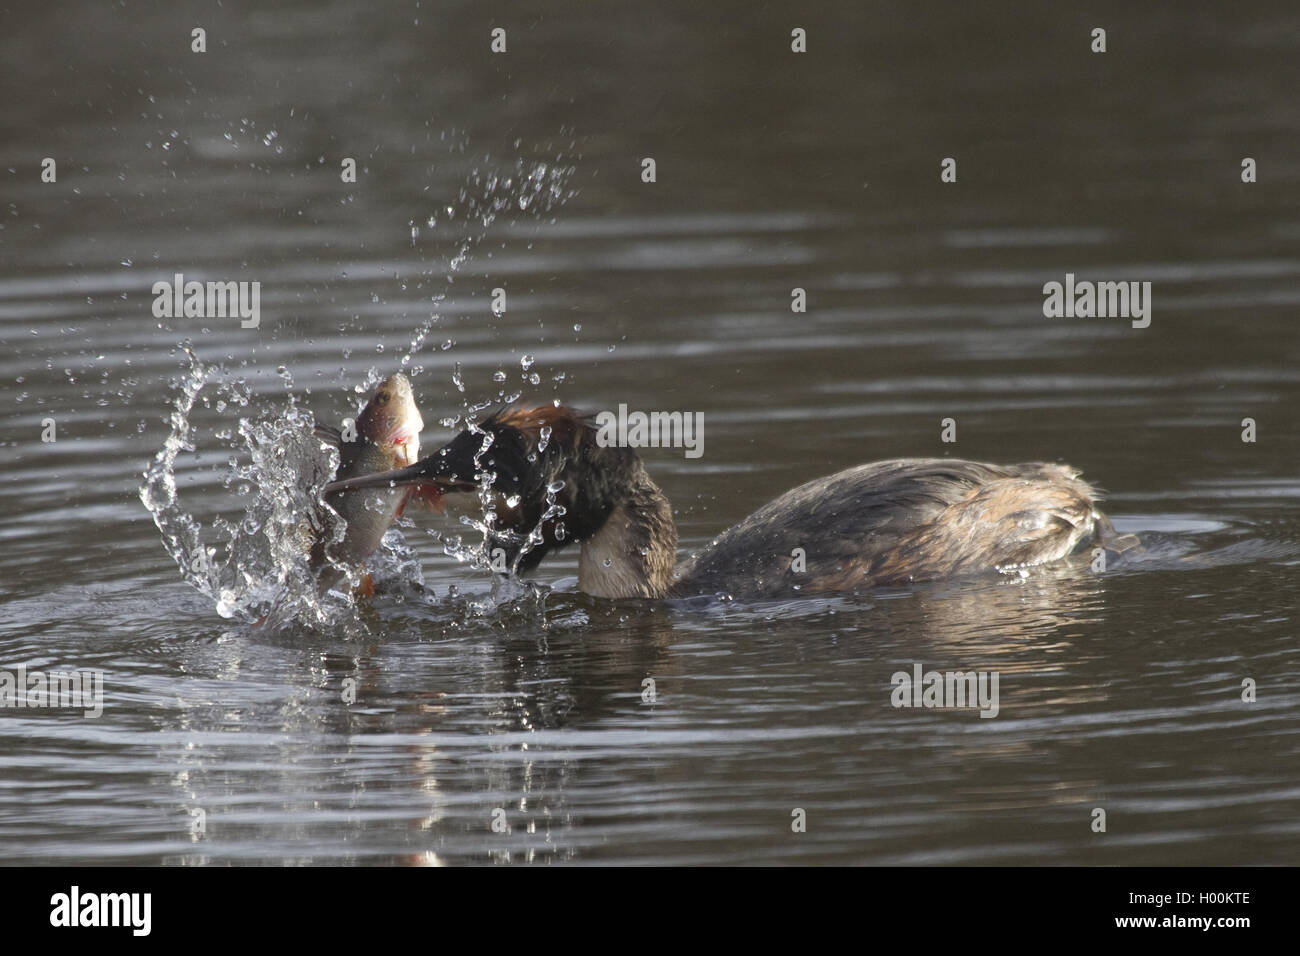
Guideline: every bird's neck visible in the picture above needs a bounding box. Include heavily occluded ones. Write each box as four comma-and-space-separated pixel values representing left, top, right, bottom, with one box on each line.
577, 470, 677, 599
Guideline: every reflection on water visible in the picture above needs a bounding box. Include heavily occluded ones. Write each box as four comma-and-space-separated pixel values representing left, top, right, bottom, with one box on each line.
1, 0, 1299, 864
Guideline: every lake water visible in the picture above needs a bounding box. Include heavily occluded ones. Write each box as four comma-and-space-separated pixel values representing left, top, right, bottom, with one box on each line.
1, 1, 1298, 865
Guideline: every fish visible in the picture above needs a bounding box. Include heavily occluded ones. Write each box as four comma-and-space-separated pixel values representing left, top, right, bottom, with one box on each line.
309, 373, 438, 597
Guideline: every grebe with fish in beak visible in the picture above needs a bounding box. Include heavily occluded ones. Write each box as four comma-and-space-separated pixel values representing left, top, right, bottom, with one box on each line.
323, 404, 1139, 600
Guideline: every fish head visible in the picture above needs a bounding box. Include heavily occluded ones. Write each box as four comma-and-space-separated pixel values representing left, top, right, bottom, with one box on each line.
355, 373, 423, 466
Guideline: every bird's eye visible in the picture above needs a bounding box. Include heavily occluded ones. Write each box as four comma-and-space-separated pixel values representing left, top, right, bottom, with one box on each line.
375, 392, 389, 404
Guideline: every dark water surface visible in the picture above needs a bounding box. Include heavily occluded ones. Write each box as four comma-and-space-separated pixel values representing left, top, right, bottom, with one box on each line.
1, 2, 1298, 864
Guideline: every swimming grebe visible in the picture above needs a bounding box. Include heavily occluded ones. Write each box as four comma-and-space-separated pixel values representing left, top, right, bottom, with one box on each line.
324, 404, 1137, 599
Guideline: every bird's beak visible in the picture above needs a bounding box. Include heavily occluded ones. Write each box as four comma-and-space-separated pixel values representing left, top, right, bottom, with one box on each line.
326, 420, 531, 498
324, 452, 477, 496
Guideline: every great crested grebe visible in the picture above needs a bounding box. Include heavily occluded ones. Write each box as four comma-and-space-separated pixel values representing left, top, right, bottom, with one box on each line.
324, 404, 1138, 600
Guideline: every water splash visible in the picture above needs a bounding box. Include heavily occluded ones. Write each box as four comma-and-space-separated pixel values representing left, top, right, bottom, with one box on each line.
403, 156, 579, 608
139, 348, 375, 630
432, 410, 568, 612
401, 157, 578, 372
138, 347, 217, 598
140, 153, 580, 625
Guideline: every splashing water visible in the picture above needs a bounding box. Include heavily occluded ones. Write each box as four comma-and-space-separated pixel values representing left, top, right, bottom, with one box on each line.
432, 411, 568, 612
139, 348, 366, 628
400, 158, 578, 372
138, 347, 217, 598
399, 157, 580, 606
140, 154, 579, 625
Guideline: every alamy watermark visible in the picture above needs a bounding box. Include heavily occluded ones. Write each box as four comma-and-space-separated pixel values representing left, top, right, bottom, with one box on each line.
0, 664, 103, 718
1042, 273, 1151, 328
151, 272, 260, 328
50, 886, 150, 936
595, 403, 704, 459
890, 663, 1000, 718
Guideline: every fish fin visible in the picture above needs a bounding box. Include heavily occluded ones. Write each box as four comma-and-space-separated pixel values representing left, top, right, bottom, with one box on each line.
354, 573, 375, 600
314, 423, 344, 446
